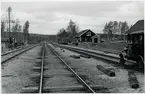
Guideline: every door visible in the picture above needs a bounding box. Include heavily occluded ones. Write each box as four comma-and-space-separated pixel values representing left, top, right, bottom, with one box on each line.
94, 38, 98, 43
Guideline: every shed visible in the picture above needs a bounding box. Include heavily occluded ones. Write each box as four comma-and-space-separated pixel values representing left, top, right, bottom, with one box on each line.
91, 34, 100, 43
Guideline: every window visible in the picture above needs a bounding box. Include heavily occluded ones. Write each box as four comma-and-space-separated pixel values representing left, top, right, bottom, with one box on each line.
86, 31, 91, 36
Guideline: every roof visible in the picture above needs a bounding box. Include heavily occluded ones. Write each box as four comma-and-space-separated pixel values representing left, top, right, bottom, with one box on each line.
75, 29, 92, 37
125, 20, 144, 34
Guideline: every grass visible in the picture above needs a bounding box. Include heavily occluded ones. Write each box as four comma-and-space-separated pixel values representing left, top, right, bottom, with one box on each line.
70, 41, 127, 53
95, 41, 127, 51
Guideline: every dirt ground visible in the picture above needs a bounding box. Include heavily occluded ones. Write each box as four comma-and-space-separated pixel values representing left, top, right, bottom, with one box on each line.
54, 46, 144, 93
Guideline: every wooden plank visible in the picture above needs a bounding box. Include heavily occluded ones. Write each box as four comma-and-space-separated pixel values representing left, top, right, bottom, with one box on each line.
128, 71, 139, 89
70, 55, 80, 59
80, 54, 91, 58
97, 65, 115, 77
21, 85, 107, 93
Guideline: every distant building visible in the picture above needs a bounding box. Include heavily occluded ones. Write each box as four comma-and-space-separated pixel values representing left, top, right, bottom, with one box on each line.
75, 29, 100, 43
91, 34, 100, 43
1, 37, 9, 53
57, 30, 69, 43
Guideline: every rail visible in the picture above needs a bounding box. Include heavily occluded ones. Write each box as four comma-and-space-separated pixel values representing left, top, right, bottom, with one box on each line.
1, 44, 39, 64
46, 43, 96, 93
38, 44, 45, 93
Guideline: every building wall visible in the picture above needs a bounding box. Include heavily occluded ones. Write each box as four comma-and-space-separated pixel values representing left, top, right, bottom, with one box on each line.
92, 36, 100, 43
1, 42, 9, 53
80, 30, 95, 42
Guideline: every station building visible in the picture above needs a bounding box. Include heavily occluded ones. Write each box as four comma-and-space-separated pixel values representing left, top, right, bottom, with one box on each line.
75, 29, 100, 43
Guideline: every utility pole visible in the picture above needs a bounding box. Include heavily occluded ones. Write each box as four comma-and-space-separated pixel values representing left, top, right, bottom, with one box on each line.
8, 6, 12, 44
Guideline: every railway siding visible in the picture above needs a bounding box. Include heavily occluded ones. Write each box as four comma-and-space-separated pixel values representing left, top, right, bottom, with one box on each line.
1, 44, 39, 64
53, 44, 144, 93
1, 46, 42, 93
53, 43, 143, 72
2, 43, 144, 93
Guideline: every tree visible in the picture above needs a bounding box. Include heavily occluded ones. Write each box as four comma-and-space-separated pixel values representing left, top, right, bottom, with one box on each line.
108, 29, 113, 40
17, 25, 22, 43
12, 23, 19, 32
103, 23, 108, 34
102, 21, 130, 41
113, 21, 119, 34
67, 20, 79, 33
57, 20, 79, 43
66, 20, 79, 42
57, 28, 65, 35
18, 25, 22, 32
118, 21, 122, 34
121, 21, 129, 34
107, 21, 114, 28
1, 21, 5, 36
23, 20, 30, 43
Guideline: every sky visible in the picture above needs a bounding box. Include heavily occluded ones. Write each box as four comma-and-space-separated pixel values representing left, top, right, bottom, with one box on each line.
1, 1, 144, 35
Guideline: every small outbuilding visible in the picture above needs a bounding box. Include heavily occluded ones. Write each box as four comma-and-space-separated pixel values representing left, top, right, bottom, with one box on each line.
91, 34, 100, 43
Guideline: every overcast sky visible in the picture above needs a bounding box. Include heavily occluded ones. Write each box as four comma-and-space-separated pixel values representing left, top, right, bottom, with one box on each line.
1, 1, 144, 35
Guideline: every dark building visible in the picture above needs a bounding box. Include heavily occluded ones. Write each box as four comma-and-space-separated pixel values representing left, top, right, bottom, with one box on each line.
125, 20, 144, 57
125, 20, 144, 34
75, 29, 100, 43
1, 37, 9, 52
57, 30, 69, 44
119, 20, 144, 68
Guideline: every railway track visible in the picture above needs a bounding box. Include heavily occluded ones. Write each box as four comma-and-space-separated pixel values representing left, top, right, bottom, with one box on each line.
53, 43, 144, 73
1, 45, 32, 56
21, 43, 108, 93
93, 47, 120, 54
1, 44, 39, 64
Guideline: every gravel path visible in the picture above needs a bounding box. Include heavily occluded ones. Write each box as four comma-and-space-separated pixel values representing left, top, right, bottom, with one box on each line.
1, 46, 41, 93
54, 46, 144, 93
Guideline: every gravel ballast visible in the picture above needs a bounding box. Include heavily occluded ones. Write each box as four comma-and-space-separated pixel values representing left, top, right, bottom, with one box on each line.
54, 47, 144, 93
2, 44, 144, 93
43, 46, 81, 92
1, 46, 41, 93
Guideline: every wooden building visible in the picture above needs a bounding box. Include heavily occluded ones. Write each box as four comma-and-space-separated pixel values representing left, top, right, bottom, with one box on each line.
75, 29, 100, 43
1, 37, 9, 53
91, 34, 100, 43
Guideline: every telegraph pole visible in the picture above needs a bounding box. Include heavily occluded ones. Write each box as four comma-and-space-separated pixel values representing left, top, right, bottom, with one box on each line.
8, 6, 11, 44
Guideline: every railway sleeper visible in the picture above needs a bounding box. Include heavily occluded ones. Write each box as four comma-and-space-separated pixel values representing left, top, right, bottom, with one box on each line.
21, 85, 108, 93
31, 67, 49, 72
80, 54, 91, 58
37, 56, 51, 60
128, 71, 139, 89
70, 55, 80, 59
96, 65, 116, 77
30, 73, 83, 80
31, 66, 69, 70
